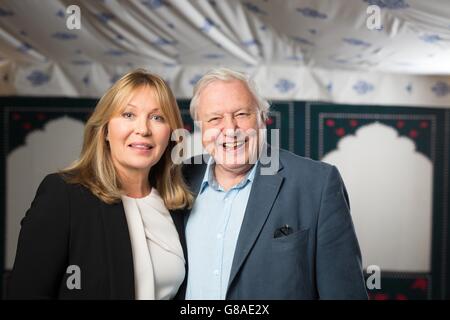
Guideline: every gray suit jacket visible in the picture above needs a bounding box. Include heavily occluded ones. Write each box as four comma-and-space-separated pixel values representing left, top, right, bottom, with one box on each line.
181, 148, 368, 300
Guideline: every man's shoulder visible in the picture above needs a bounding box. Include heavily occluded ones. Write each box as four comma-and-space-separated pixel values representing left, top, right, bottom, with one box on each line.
278, 149, 333, 176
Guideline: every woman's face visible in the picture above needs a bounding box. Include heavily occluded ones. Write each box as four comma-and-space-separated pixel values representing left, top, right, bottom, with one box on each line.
107, 85, 171, 177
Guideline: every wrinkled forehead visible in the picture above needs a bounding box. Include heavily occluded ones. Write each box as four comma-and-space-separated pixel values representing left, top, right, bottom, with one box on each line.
197, 80, 258, 115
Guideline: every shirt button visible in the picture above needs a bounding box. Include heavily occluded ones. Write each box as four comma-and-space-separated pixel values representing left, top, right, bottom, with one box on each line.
213, 269, 220, 276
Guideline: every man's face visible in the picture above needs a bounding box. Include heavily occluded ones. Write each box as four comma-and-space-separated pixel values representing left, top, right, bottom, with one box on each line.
196, 80, 262, 174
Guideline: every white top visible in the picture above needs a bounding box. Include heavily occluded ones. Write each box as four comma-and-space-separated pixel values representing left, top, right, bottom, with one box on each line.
121, 189, 185, 300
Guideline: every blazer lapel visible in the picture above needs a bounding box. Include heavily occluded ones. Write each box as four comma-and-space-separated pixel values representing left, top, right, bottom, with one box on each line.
171, 210, 188, 263
227, 160, 284, 293
171, 209, 188, 300
100, 200, 135, 299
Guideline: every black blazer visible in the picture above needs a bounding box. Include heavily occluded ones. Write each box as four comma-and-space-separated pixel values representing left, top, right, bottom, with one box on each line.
7, 173, 188, 299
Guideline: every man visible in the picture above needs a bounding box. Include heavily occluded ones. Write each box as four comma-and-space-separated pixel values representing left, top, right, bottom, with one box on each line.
181, 67, 368, 299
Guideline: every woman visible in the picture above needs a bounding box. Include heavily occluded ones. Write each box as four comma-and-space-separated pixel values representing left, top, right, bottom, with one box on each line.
7, 69, 193, 299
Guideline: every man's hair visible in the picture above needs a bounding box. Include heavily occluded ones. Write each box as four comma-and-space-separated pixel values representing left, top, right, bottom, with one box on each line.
189, 67, 270, 125
60, 68, 193, 209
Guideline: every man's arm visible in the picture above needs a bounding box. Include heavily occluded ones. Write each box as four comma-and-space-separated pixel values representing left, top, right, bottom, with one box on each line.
315, 166, 368, 299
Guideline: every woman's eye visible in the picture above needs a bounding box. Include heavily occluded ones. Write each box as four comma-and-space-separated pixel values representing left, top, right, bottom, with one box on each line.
151, 115, 165, 122
122, 112, 134, 119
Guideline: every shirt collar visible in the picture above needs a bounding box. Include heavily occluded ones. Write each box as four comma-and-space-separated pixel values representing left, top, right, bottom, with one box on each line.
199, 157, 258, 193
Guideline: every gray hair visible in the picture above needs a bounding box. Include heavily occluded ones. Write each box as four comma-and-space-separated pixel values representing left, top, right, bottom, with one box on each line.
189, 67, 270, 124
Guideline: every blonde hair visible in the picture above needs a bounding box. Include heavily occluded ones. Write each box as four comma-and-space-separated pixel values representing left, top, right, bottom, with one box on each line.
61, 69, 193, 209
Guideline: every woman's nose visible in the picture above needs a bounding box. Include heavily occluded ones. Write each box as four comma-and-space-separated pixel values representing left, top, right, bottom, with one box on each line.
135, 117, 151, 136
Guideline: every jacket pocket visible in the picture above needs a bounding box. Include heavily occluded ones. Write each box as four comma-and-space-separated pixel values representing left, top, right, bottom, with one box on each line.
271, 228, 309, 251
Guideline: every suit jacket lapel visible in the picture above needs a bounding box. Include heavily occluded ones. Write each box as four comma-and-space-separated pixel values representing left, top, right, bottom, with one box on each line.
100, 200, 135, 299
227, 160, 284, 293
171, 209, 188, 299
171, 210, 187, 262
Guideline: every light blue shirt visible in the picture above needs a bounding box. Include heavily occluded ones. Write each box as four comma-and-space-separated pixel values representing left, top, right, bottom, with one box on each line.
185, 158, 257, 300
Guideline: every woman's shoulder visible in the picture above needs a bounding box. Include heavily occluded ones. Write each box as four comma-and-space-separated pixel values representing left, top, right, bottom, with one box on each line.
41, 172, 67, 184
34, 172, 105, 214
35, 173, 68, 193
39, 172, 78, 190
38, 172, 92, 198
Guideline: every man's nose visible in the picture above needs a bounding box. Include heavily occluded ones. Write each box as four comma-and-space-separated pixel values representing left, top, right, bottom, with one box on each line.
222, 115, 238, 132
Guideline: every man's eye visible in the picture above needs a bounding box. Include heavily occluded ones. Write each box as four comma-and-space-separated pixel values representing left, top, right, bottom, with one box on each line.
208, 117, 219, 123
122, 112, 134, 119
236, 113, 249, 117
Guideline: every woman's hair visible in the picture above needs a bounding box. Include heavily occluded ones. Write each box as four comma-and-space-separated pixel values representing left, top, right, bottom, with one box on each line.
189, 67, 270, 125
61, 69, 193, 210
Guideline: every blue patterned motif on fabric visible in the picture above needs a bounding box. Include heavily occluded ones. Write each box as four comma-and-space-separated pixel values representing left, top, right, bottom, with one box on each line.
82, 75, 90, 86
141, 0, 165, 10
292, 37, 315, 46
71, 60, 92, 65
296, 8, 327, 19
203, 53, 224, 59
406, 83, 413, 93
27, 71, 50, 86
343, 38, 371, 47
189, 74, 202, 86
17, 42, 32, 53
243, 2, 267, 15
151, 37, 176, 46
353, 80, 374, 94
55, 9, 65, 18
241, 39, 260, 47
96, 12, 115, 24
363, 0, 409, 9
52, 32, 78, 40
110, 74, 123, 84
105, 49, 127, 56
286, 55, 303, 61
201, 18, 215, 33
431, 81, 450, 97
275, 79, 296, 93
420, 34, 443, 44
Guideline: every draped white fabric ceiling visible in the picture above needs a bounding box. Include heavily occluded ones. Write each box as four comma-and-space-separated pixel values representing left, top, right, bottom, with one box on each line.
0, 0, 450, 106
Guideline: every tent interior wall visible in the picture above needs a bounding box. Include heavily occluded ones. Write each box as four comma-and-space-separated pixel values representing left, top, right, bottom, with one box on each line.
1, 0, 450, 300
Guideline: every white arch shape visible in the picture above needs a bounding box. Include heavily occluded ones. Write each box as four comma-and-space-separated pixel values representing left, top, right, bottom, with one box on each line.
323, 122, 433, 272
6, 116, 84, 269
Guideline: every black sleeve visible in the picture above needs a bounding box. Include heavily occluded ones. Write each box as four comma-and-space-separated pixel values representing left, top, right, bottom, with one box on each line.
7, 174, 71, 299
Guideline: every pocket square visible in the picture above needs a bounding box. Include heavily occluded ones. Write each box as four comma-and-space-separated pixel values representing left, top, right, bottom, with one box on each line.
274, 224, 293, 238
